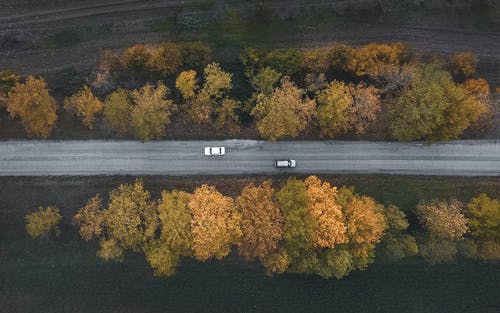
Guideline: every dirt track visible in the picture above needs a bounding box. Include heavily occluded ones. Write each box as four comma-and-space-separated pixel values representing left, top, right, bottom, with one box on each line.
1, 0, 499, 88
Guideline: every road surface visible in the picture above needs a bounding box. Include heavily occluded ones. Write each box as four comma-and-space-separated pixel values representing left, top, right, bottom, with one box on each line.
0, 140, 499, 176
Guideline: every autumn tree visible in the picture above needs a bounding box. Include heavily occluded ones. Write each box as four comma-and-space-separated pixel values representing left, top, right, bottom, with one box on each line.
467, 194, 500, 260
450, 52, 478, 81
252, 78, 316, 140
377, 205, 418, 261
184, 63, 233, 124
349, 83, 381, 135
189, 185, 241, 261
389, 65, 486, 142
103, 89, 132, 134
25, 206, 62, 239
316, 80, 354, 138
237, 181, 283, 260
416, 199, 469, 264
130, 82, 176, 141
64, 85, 103, 129
102, 180, 158, 255
336, 187, 387, 269
304, 176, 348, 248
175, 70, 198, 100
349, 42, 407, 78
148, 42, 181, 76
120, 44, 152, 72
74, 194, 105, 242
5, 76, 57, 139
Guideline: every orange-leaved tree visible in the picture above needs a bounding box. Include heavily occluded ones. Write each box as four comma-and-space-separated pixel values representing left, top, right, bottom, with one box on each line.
189, 184, 241, 261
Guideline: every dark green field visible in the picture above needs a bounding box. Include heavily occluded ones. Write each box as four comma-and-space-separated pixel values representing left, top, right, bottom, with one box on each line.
1, 175, 499, 313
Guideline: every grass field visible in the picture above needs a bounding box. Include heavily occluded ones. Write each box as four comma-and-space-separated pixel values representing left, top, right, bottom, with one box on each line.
1, 175, 499, 312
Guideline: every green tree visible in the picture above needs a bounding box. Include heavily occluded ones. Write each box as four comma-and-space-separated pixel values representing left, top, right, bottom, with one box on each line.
252, 78, 316, 140
277, 177, 315, 260
130, 82, 176, 141
64, 85, 103, 129
264, 49, 304, 76
6, 76, 58, 139
377, 205, 418, 262
0, 71, 19, 94
316, 80, 354, 138
25, 206, 62, 239
103, 89, 132, 135
179, 42, 212, 71
389, 65, 486, 142
214, 98, 240, 133
250, 67, 282, 95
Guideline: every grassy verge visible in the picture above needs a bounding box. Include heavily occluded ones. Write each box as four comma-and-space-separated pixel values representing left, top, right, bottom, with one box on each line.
1, 175, 499, 312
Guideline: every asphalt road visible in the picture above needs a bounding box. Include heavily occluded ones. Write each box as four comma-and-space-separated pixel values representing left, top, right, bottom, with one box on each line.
0, 140, 499, 176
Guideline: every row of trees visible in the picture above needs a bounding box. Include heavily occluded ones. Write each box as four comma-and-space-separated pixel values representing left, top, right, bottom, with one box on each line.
1, 42, 495, 141
26, 178, 499, 278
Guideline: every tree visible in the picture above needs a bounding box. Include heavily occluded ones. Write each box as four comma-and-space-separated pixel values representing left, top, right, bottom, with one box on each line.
277, 177, 315, 259
176, 70, 198, 100
262, 249, 290, 275
130, 82, 176, 141
263, 49, 304, 76
336, 187, 387, 269
237, 181, 283, 260
97, 238, 123, 261
0, 71, 19, 94
252, 78, 316, 140
184, 63, 233, 124
25, 206, 62, 239
179, 42, 212, 71
377, 205, 418, 262
103, 89, 132, 134
467, 194, 500, 260
189, 185, 241, 261
450, 52, 478, 81
144, 239, 181, 277
316, 80, 354, 138
250, 67, 282, 95
349, 42, 407, 78
74, 194, 105, 242
120, 44, 152, 72
214, 98, 240, 133
349, 83, 381, 135
416, 199, 469, 264
304, 176, 347, 249
5, 76, 57, 139
200, 62, 232, 99
416, 199, 469, 240
148, 42, 181, 76
389, 65, 486, 142
157, 190, 193, 256
64, 85, 103, 129
240, 47, 265, 77
104, 180, 158, 252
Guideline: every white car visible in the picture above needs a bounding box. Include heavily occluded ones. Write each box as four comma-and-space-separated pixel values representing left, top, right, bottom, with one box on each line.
204, 146, 225, 156
276, 159, 296, 168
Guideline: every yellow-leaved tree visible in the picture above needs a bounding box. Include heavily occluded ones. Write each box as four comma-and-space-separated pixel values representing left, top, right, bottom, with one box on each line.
6, 76, 57, 139
252, 78, 316, 140
64, 85, 103, 129
25, 206, 62, 239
